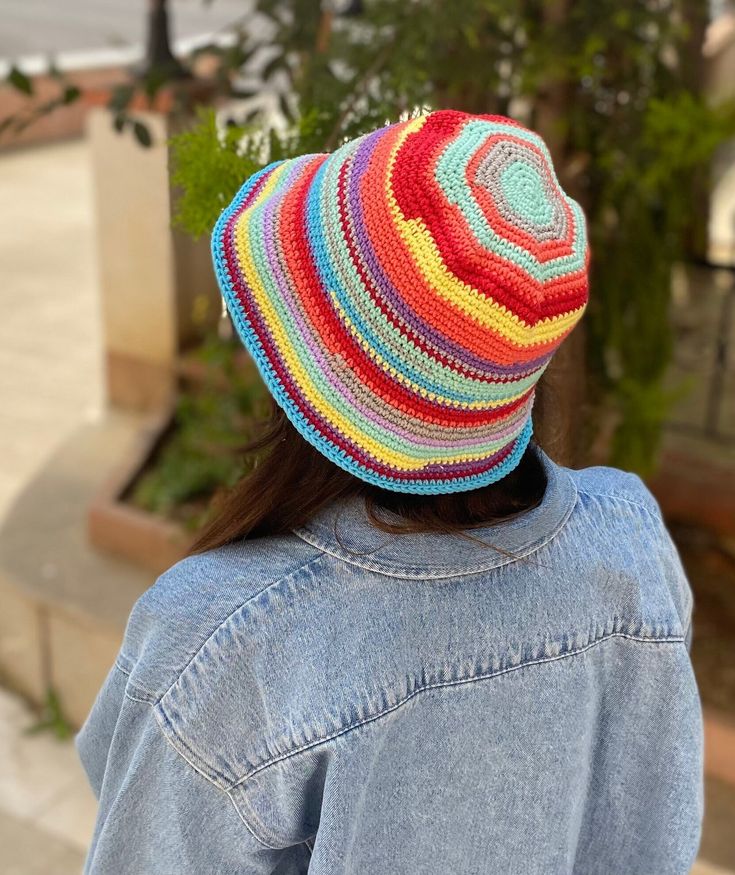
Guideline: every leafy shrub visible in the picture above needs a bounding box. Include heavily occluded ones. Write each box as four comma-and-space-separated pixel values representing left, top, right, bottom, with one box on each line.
129, 335, 269, 528
170, 0, 735, 474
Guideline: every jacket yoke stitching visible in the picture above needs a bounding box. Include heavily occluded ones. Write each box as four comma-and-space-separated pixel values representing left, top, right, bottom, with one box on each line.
220, 630, 687, 790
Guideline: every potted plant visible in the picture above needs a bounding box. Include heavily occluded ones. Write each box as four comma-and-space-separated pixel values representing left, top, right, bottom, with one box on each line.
88, 334, 268, 573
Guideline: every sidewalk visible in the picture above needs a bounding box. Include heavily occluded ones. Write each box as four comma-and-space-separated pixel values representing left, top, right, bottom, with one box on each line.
0, 138, 103, 525
0, 138, 100, 873
0, 688, 92, 873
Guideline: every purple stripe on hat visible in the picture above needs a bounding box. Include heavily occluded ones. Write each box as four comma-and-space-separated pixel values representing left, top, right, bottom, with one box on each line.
258, 169, 526, 454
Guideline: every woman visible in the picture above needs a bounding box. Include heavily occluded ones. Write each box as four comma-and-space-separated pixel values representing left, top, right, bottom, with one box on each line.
77, 110, 703, 874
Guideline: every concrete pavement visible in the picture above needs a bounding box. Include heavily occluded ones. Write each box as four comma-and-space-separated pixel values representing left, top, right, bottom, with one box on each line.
0, 139, 104, 525
0, 688, 92, 873
0, 140, 100, 872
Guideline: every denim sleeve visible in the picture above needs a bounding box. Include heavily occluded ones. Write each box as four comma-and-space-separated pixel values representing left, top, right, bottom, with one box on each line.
76, 664, 301, 875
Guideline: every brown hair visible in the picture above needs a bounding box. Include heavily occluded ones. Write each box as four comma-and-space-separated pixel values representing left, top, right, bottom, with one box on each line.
187, 396, 548, 555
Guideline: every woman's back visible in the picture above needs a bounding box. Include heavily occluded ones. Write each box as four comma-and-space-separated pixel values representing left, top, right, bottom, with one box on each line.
77, 454, 702, 874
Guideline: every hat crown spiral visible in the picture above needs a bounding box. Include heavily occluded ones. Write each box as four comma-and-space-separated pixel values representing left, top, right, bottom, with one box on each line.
212, 110, 589, 493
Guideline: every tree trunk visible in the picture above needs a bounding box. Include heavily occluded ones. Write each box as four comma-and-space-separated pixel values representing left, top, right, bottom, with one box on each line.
530, 0, 588, 467
680, 0, 711, 261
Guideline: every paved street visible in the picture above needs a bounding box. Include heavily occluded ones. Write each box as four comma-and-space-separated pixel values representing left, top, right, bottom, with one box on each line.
1, 0, 249, 60
0, 689, 93, 873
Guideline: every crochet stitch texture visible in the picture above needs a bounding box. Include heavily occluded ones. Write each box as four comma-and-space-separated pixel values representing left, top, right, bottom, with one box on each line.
211, 110, 589, 494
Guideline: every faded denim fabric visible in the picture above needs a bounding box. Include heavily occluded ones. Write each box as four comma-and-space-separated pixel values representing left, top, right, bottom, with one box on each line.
77, 450, 703, 875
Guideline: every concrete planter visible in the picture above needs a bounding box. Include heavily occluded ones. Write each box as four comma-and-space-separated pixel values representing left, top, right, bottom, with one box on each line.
86, 348, 262, 575
87, 409, 194, 575
87, 105, 223, 413
0, 412, 154, 728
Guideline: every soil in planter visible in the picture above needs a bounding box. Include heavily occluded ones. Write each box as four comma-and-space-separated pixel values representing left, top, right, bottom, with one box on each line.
122, 418, 224, 531
124, 402, 265, 532
670, 522, 735, 720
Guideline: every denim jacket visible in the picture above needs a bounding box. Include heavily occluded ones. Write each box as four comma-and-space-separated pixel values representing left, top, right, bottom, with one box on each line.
77, 450, 703, 875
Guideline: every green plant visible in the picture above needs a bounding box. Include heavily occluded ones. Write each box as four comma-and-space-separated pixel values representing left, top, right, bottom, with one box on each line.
129, 334, 269, 529
25, 689, 73, 741
170, 107, 318, 237
7, 1, 730, 478
171, 0, 734, 474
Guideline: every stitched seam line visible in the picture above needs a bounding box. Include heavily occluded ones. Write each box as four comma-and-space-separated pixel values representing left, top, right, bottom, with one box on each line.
228, 787, 290, 850
156, 698, 227, 785
150, 705, 280, 850
574, 487, 660, 519
117, 684, 275, 847
114, 659, 158, 704
227, 793, 282, 850
230, 631, 685, 788
156, 551, 327, 705
291, 488, 576, 579
576, 489, 693, 632
158, 701, 293, 848
124, 689, 156, 706
115, 655, 133, 676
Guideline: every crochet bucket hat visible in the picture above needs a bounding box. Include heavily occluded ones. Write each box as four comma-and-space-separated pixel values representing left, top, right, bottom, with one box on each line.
211, 110, 589, 494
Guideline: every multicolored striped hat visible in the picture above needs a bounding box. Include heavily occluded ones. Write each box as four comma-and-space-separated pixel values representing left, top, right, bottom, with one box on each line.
212, 110, 589, 494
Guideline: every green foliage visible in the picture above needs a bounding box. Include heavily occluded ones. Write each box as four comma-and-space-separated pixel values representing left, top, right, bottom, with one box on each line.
169, 0, 735, 474
170, 102, 346, 238
1, 61, 88, 138
1, 53, 171, 146
129, 335, 269, 529
25, 689, 72, 741
132, 120, 153, 148
170, 110, 263, 238
609, 376, 694, 476
7, 65, 33, 95
641, 94, 735, 192
586, 92, 735, 470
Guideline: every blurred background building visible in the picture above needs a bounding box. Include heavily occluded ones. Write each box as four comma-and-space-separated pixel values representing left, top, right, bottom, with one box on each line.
0, 1, 734, 872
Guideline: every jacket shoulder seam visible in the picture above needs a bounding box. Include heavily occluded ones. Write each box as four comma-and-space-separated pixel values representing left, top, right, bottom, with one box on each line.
228, 630, 686, 789
151, 706, 281, 849
146, 551, 327, 705
117, 689, 281, 850
576, 486, 693, 629
115, 658, 159, 704
574, 486, 660, 519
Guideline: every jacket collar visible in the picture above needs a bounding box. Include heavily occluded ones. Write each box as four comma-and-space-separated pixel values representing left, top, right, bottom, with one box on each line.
292, 449, 578, 579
